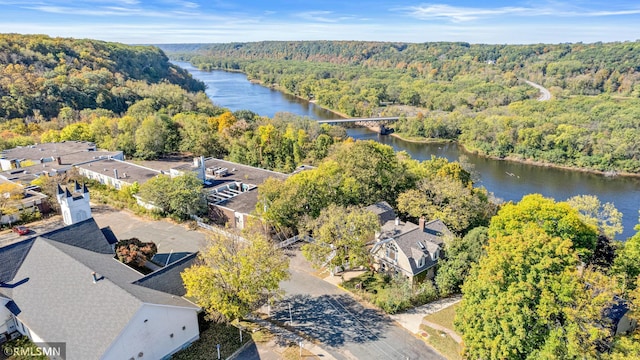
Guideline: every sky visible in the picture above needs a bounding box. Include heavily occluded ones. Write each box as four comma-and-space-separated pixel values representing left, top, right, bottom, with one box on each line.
0, 1, 639, 45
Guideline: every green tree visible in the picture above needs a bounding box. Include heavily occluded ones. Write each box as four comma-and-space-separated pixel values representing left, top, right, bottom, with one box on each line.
567, 194, 623, 239
134, 114, 175, 159
302, 205, 379, 270
611, 226, 640, 291
397, 178, 493, 234
489, 194, 598, 258
138, 173, 205, 219
435, 226, 489, 296
456, 225, 619, 359
181, 228, 290, 321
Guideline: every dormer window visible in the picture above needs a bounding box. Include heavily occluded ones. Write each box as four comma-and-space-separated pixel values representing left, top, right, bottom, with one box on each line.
418, 255, 426, 268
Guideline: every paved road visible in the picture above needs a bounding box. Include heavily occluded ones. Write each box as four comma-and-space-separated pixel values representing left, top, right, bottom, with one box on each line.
0, 216, 64, 248
271, 248, 444, 360
524, 80, 552, 101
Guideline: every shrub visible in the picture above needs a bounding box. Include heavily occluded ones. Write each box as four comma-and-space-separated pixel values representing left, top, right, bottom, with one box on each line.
115, 238, 157, 267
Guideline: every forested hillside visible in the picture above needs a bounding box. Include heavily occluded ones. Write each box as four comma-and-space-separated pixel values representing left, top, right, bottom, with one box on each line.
0, 34, 204, 120
0, 34, 347, 169
164, 40, 640, 173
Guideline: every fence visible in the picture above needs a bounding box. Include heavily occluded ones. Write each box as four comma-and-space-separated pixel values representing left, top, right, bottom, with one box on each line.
275, 234, 314, 249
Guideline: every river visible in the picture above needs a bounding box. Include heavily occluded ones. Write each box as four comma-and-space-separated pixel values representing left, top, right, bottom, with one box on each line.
175, 61, 640, 240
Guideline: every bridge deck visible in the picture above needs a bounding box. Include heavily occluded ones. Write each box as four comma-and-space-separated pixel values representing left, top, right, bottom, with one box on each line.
316, 116, 399, 124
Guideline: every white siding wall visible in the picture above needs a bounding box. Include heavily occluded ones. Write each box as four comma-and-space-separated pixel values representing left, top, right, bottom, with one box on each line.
0, 159, 13, 171
101, 304, 199, 360
0, 298, 16, 335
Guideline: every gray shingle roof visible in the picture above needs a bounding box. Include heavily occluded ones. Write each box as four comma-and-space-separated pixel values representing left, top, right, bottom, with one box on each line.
41, 218, 114, 254
9, 238, 142, 360
0, 218, 199, 360
133, 253, 199, 296
0, 239, 34, 284
364, 201, 397, 225
376, 219, 449, 276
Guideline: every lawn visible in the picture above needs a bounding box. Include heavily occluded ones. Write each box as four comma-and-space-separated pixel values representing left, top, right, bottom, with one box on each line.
423, 303, 459, 330
421, 303, 463, 360
171, 315, 251, 360
419, 325, 463, 360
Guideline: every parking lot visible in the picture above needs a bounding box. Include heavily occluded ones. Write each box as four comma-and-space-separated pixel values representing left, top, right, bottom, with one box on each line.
91, 205, 208, 263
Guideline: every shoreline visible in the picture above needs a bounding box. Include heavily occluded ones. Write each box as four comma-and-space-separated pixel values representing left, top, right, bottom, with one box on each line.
390, 132, 640, 178
188, 64, 640, 178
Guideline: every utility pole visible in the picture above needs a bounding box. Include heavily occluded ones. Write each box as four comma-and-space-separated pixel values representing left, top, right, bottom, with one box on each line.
289, 303, 293, 326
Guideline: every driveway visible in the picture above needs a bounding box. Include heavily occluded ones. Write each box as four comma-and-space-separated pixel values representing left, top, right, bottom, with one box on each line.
91, 205, 207, 263
269, 247, 444, 360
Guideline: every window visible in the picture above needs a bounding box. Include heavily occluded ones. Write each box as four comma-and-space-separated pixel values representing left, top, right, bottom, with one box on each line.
386, 243, 398, 262
418, 256, 426, 268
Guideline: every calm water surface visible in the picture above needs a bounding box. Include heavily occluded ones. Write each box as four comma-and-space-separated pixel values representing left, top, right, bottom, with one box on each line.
176, 61, 640, 240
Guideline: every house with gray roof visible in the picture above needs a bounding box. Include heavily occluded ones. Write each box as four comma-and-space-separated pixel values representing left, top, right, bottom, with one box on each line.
368, 202, 452, 281
0, 141, 123, 172
0, 218, 200, 360
75, 158, 163, 189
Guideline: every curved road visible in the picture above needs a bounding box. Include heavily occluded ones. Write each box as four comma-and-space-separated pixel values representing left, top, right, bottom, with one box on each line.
524, 80, 552, 101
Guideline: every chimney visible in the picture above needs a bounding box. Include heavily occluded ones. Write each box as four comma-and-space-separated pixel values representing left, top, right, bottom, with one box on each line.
56, 157, 62, 165
193, 157, 199, 167
395, 217, 400, 226
419, 217, 425, 231
200, 156, 205, 180
91, 272, 98, 283
113, 169, 118, 179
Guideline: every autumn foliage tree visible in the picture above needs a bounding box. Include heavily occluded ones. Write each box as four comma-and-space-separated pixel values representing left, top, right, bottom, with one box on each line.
181, 227, 289, 322
302, 205, 380, 270
489, 194, 598, 258
115, 238, 158, 267
455, 225, 620, 359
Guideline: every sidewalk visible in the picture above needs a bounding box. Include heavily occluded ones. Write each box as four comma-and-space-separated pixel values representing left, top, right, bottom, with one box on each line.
246, 316, 338, 360
390, 295, 461, 334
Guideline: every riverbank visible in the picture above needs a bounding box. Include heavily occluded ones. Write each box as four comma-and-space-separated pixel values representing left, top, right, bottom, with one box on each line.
187, 63, 639, 179
389, 131, 640, 178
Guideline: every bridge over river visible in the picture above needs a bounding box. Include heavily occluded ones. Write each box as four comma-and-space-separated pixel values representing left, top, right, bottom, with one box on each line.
317, 116, 399, 134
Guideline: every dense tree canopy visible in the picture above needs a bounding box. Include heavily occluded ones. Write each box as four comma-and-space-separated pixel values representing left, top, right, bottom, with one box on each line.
165, 40, 640, 173
0, 34, 204, 120
302, 205, 379, 270
456, 225, 620, 359
435, 226, 489, 297
489, 194, 598, 258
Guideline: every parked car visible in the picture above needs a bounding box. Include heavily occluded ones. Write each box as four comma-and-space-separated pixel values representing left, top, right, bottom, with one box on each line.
12, 226, 29, 235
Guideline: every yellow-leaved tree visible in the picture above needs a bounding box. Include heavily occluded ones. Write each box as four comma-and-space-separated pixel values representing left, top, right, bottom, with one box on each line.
0, 182, 24, 225
181, 226, 289, 322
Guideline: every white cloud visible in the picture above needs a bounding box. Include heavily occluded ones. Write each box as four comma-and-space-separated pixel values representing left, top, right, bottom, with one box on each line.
398, 3, 640, 22
295, 11, 339, 23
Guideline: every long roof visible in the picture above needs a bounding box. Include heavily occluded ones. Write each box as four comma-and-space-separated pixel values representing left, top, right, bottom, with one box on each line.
0, 218, 198, 360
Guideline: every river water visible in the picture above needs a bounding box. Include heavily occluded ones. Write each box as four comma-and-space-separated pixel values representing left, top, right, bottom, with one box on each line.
176, 61, 640, 240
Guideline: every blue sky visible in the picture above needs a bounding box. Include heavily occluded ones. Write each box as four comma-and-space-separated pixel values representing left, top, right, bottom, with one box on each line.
1, 1, 639, 44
